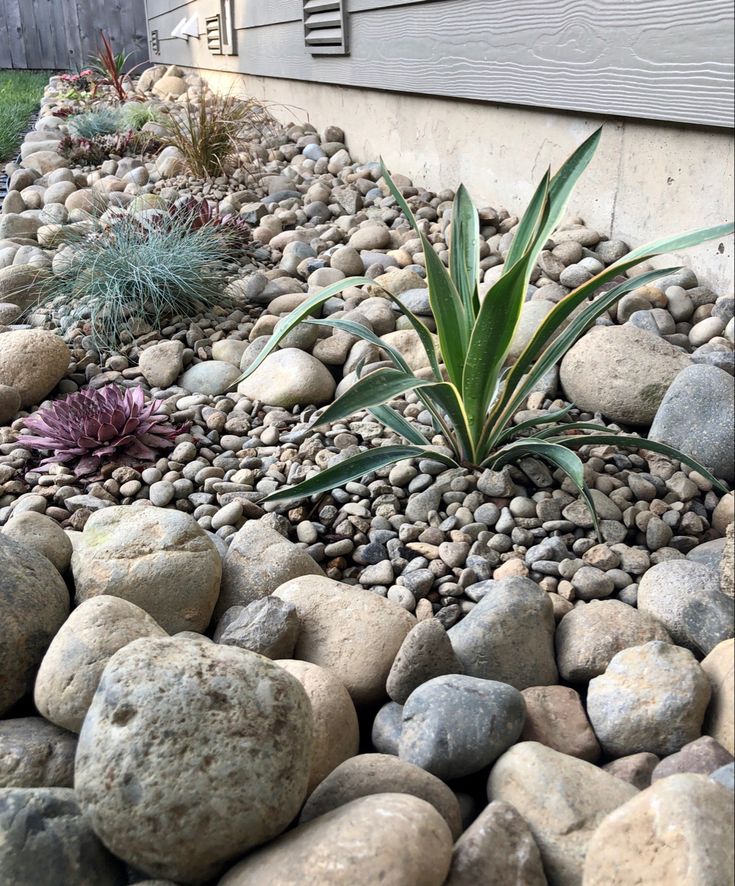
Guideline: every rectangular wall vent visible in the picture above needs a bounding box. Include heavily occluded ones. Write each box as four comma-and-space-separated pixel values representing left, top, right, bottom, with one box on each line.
150, 29, 160, 55
303, 0, 349, 55
205, 15, 222, 54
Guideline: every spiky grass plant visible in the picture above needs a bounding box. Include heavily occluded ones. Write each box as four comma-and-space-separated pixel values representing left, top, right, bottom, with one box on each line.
18, 385, 183, 477
38, 207, 235, 351
237, 128, 733, 513
122, 102, 162, 131
89, 31, 139, 102
68, 107, 124, 139
161, 92, 272, 179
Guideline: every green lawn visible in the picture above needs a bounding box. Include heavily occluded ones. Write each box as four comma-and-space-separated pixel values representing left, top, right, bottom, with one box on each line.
0, 70, 49, 162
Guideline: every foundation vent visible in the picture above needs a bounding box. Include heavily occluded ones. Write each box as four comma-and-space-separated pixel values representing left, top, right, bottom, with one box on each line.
303, 0, 349, 55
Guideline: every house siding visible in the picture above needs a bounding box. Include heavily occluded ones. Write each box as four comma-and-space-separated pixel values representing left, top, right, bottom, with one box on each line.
146, 0, 734, 128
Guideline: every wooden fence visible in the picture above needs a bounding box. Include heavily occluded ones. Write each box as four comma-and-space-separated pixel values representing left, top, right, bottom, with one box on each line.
0, 0, 149, 71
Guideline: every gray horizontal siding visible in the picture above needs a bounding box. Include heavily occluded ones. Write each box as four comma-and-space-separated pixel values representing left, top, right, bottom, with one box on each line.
146, 0, 734, 127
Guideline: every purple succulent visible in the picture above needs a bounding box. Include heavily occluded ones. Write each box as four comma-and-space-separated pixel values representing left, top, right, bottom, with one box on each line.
18, 385, 184, 477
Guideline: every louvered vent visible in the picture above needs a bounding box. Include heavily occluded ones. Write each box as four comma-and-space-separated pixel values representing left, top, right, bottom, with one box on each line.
303, 0, 349, 55
205, 15, 222, 54
150, 29, 160, 56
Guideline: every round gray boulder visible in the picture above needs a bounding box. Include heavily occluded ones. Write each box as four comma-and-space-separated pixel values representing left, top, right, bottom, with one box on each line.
0, 718, 76, 788
0, 534, 69, 716
75, 637, 313, 883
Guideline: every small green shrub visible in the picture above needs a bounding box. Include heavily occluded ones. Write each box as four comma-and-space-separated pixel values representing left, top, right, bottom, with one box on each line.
122, 102, 161, 131
237, 128, 733, 512
38, 207, 235, 350
68, 107, 124, 139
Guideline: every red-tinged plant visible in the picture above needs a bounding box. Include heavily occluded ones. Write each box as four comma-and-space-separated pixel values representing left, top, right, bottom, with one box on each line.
90, 31, 141, 102
18, 385, 185, 477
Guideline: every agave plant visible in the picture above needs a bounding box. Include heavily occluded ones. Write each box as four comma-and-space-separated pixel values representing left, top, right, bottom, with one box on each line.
237, 128, 733, 512
18, 386, 183, 477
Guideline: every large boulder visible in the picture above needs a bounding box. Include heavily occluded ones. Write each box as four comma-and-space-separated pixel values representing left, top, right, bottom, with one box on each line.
237, 348, 336, 407
0, 329, 69, 408
3, 510, 73, 573
582, 774, 734, 885
0, 263, 45, 310
0, 534, 69, 715
34, 595, 167, 732
488, 742, 637, 886
444, 800, 546, 886
586, 641, 711, 757
275, 659, 360, 794
649, 364, 734, 483
75, 637, 313, 883
299, 753, 462, 838
398, 675, 526, 779
71, 507, 221, 633
0, 787, 126, 886
0, 718, 76, 788
559, 325, 691, 425
637, 560, 733, 655
274, 575, 415, 706
216, 518, 323, 620
701, 639, 734, 754
447, 578, 557, 689
218, 793, 453, 886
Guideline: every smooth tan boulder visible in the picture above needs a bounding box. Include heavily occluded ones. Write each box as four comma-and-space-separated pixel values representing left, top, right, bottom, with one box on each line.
488, 742, 637, 886
274, 575, 415, 705
34, 596, 167, 732
71, 507, 221, 633
218, 793, 453, 886
276, 660, 359, 794
3, 511, 72, 574
299, 753, 462, 838
582, 774, 734, 885
0, 329, 69, 408
237, 348, 336, 408
701, 639, 734, 754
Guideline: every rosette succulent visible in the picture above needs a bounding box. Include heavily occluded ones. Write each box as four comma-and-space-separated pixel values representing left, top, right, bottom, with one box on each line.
19, 385, 183, 477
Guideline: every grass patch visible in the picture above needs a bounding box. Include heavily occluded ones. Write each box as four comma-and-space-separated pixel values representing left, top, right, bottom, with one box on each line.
0, 70, 49, 162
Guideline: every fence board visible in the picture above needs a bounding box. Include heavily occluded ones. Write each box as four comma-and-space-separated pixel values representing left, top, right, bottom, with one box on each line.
0, 0, 148, 70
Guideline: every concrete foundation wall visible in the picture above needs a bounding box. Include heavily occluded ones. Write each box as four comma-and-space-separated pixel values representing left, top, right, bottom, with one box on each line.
204, 70, 734, 293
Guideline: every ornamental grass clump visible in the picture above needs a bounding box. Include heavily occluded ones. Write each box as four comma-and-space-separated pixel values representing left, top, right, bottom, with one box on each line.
237, 128, 733, 513
18, 385, 183, 477
38, 206, 236, 350
68, 107, 124, 139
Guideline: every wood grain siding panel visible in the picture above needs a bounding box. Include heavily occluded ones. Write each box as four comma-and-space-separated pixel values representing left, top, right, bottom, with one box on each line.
148, 0, 734, 127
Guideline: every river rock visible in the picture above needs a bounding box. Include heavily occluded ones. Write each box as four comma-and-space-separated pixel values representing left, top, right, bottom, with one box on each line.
372, 700, 404, 754
0, 718, 76, 788
218, 793, 453, 886
559, 325, 691, 425
216, 597, 299, 658
447, 578, 557, 689
637, 560, 734, 655
444, 800, 547, 886
0, 383, 20, 423
274, 575, 415, 706
555, 599, 672, 682
75, 637, 313, 883
701, 639, 734, 754
488, 742, 637, 886
520, 685, 600, 762
237, 348, 336, 407
0, 263, 44, 310
0, 534, 69, 716
34, 595, 167, 732
649, 364, 735, 483
299, 753, 462, 838
71, 507, 221, 633
0, 787, 126, 886
386, 619, 464, 704
582, 774, 734, 885
586, 641, 711, 757
177, 360, 241, 396
138, 340, 184, 388
2, 510, 73, 573
276, 659, 359, 793
602, 753, 660, 790
398, 675, 526, 779
0, 329, 70, 408
216, 518, 323, 619
651, 736, 733, 781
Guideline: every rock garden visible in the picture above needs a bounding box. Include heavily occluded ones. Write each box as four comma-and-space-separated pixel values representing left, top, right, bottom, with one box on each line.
0, 60, 734, 886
